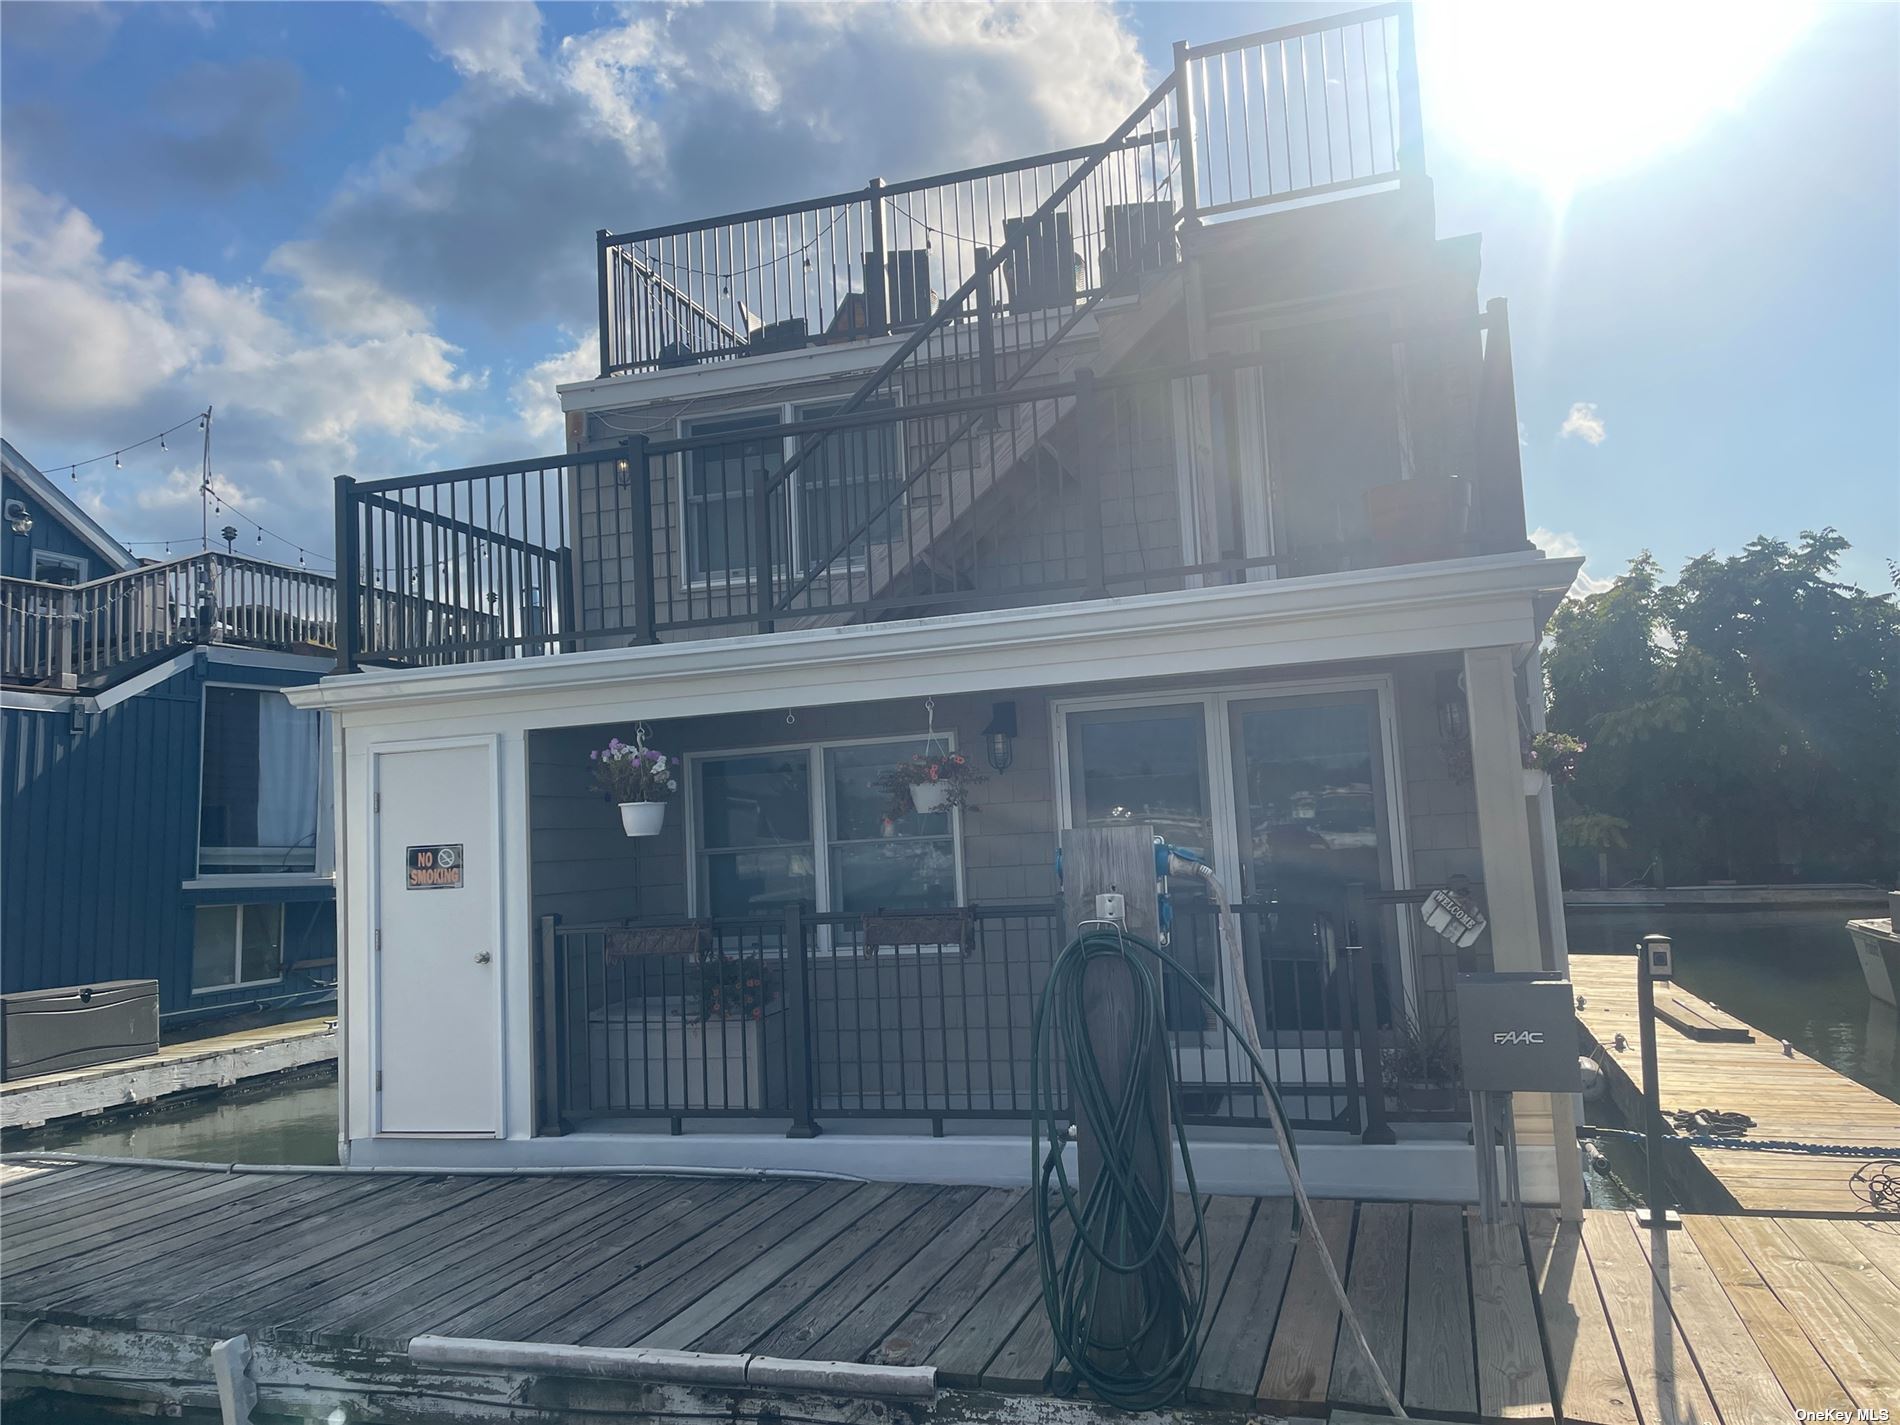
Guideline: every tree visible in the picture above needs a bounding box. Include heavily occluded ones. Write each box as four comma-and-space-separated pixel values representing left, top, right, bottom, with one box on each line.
1544, 531, 1899, 886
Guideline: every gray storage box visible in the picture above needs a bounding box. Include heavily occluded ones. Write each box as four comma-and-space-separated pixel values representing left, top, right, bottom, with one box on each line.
0, 980, 159, 1082
1454, 973, 1581, 1093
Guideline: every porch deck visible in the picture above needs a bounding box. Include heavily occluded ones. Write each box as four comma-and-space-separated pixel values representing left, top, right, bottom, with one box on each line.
6, 1158, 1896, 1422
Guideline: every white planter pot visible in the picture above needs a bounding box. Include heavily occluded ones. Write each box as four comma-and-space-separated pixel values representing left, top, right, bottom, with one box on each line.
1522, 767, 1549, 797
908, 780, 951, 814
619, 800, 668, 837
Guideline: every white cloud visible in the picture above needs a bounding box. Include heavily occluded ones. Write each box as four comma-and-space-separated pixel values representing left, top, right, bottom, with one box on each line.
388, 1, 546, 92
512, 329, 597, 445
1559, 401, 1606, 445
295, 2, 1150, 333
1530, 527, 1614, 599
0, 180, 481, 551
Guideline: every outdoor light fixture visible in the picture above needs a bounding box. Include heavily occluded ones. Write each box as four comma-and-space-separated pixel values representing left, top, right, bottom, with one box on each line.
1436, 669, 1468, 743
981, 700, 1018, 772
5, 500, 33, 536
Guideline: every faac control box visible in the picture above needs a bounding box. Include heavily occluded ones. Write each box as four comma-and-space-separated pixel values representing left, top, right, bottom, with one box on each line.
1454, 972, 1581, 1093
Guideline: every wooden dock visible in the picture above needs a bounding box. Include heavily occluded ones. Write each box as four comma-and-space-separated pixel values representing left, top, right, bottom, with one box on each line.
5, 1157, 1897, 1423
0, 1015, 335, 1132
1571, 955, 1900, 1217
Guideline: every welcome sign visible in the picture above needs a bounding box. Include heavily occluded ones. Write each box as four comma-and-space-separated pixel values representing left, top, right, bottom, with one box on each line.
406, 844, 464, 890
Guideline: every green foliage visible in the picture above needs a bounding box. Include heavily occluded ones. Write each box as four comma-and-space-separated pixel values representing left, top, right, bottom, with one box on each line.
1380, 1011, 1460, 1085
1544, 531, 1900, 885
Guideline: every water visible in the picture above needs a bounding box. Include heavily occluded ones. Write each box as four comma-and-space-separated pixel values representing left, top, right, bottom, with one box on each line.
7, 1064, 339, 1165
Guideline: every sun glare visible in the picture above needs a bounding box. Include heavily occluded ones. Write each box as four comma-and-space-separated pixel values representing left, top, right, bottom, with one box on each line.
1417, 1, 1816, 204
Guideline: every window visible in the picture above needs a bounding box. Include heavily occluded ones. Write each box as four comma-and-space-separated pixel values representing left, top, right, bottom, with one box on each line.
193, 903, 284, 991
698, 750, 815, 914
30, 551, 85, 586
793, 400, 903, 576
694, 737, 961, 925
823, 741, 956, 916
682, 413, 785, 583
680, 402, 903, 585
200, 687, 322, 874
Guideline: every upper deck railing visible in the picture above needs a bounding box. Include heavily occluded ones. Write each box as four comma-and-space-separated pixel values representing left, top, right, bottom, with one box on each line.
1, 551, 337, 692
596, 4, 1418, 378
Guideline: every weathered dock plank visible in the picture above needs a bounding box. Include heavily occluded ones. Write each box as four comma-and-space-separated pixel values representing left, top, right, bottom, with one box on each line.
1402, 1201, 1477, 1417
1467, 1211, 1555, 1420
4, 1159, 1891, 1425
1, 1016, 335, 1131
1325, 1199, 1406, 1412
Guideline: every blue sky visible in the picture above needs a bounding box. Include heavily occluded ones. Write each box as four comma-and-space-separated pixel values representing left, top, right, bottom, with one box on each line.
1, 1, 1893, 591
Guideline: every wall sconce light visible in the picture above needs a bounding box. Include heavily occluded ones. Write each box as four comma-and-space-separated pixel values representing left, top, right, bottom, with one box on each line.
980, 700, 1018, 772
1436, 669, 1468, 743
5, 500, 32, 537
615, 457, 631, 487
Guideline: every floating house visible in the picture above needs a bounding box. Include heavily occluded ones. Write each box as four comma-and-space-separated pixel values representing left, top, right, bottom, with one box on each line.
293, 11, 1584, 1208
1, 440, 341, 1029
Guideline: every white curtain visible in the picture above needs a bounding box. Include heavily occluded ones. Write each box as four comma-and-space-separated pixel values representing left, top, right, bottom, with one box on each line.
255, 693, 320, 852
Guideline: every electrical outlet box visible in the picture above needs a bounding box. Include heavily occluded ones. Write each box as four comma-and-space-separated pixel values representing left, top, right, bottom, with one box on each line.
1642, 935, 1674, 982
1454, 973, 1581, 1092
1094, 892, 1126, 924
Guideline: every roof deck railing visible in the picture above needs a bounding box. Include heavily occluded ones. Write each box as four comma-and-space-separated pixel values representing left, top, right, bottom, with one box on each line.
596, 4, 1419, 378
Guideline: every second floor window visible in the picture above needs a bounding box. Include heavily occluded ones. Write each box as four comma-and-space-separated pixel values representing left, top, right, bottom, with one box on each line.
680, 401, 903, 586
199, 686, 321, 875
682, 412, 785, 584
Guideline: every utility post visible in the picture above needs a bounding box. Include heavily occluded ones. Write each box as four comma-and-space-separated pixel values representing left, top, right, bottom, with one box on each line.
1057, 823, 1178, 1377
1636, 933, 1680, 1229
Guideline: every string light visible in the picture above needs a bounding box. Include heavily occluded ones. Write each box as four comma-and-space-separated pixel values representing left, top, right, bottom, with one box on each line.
51, 411, 206, 478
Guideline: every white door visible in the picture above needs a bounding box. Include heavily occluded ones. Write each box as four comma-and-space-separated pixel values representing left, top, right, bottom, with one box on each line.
373, 741, 502, 1136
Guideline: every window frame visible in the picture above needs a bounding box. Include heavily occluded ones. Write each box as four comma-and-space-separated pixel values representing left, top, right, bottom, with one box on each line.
190, 901, 288, 995
675, 395, 907, 591
195, 681, 327, 878
1050, 673, 1417, 1011
686, 731, 966, 954
30, 550, 87, 585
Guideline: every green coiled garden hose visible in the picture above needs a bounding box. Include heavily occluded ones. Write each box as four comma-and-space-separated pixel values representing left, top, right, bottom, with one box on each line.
1029, 906, 1406, 1416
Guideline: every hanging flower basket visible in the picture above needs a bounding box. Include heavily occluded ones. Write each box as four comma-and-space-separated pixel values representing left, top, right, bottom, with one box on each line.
619, 800, 668, 836
874, 750, 982, 820
590, 736, 678, 838
1522, 731, 1586, 796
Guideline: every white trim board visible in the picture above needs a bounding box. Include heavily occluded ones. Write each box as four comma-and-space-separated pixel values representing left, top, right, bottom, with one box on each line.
345, 1129, 1561, 1205
291, 552, 1579, 732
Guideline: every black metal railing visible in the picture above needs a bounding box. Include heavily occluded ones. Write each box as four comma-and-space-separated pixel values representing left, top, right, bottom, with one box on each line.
1359, 880, 1487, 1123
331, 451, 615, 670
2, 552, 336, 691
595, 4, 1417, 377
337, 299, 1524, 670
537, 899, 1388, 1139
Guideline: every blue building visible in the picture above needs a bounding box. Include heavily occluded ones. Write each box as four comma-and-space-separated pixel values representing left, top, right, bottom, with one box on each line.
2, 440, 339, 1025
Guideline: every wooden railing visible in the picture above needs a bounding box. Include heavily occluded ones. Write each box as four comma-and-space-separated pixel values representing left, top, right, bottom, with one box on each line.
1, 552, 336, 692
